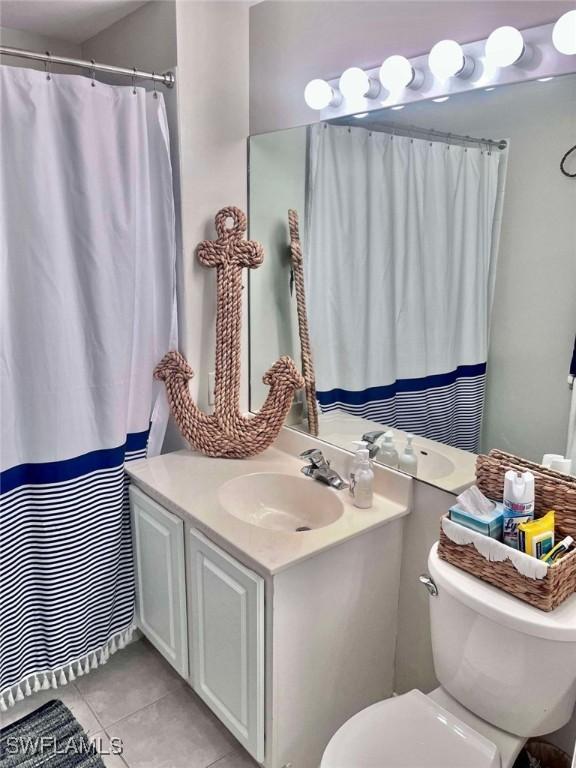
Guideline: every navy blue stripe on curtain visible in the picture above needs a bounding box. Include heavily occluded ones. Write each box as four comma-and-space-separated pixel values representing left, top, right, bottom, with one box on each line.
316, 364, 486, 453
0, 429, 148, 694
0, 429, 150, 495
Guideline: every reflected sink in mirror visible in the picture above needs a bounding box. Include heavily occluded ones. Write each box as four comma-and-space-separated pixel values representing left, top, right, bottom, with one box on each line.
294, 411, 477, 493
218, 472, 344, 532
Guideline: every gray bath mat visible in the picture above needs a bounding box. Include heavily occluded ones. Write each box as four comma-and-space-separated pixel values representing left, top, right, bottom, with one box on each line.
0, 699, 105, 766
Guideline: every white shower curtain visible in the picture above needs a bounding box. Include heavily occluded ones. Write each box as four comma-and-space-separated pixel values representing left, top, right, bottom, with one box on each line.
306, 123, 507, 451
0, 66, 176, 707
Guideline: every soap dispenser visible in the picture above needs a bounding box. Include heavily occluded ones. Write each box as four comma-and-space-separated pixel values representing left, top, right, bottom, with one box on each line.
379, 430, 399, 469
353, 448, 374, 509
349, 440, 369, 496
399, 434, 418, 476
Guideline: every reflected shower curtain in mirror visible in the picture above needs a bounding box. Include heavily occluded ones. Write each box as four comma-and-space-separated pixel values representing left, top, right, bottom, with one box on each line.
0, 66, 177, 707
306, 123, 507, 451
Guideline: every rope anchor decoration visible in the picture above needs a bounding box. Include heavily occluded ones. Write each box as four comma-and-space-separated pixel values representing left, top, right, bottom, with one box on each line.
155, 206, 304, 458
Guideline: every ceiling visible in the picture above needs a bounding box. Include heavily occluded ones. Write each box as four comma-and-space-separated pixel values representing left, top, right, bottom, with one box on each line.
0, 0, 149, 44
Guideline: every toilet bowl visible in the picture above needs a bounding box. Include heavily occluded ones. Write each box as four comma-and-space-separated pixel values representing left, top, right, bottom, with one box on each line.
321, 543, 576, 768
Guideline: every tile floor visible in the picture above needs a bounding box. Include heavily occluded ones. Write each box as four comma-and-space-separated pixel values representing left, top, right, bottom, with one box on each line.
1, 638, 258, 768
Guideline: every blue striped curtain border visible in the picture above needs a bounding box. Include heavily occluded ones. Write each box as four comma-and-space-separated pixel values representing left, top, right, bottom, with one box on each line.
0, 430, 150, 496
315, 363, 487, 407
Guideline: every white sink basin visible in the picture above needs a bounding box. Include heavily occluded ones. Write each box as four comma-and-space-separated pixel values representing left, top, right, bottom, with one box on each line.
218, 472, 344, 532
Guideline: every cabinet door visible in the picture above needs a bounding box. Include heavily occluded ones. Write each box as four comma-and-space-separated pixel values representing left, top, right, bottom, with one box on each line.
189, 529, 264, 763
130, 486, 188, 678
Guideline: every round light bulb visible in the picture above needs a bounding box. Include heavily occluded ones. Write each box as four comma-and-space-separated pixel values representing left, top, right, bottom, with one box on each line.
428, 40, 466, 79
552, 10, 576, 55
379, 55, 416, 90
339, 67, 369, 99
485, 26, 525, 67
304, 79, 339, 110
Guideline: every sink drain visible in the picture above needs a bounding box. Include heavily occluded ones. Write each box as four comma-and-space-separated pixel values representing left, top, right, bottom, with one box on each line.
295, 526, 311, 532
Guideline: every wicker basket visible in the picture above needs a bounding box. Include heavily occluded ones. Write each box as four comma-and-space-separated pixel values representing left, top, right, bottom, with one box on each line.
438, 449, 576, 611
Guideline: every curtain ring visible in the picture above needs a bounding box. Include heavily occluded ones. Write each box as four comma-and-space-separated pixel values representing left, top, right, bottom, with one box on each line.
152, 72, 158, 99
44, 51, 51, 81
132, 67, 137, 95
90, 59, 96, 87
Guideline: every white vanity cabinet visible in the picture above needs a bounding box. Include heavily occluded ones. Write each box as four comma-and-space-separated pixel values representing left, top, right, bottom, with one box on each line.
188, 529, 265, 762
129, 479, 405, 768
129, 487, 265, 763
130, 486, 189, 677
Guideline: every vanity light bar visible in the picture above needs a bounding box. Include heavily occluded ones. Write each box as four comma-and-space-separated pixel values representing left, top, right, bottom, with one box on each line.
304, 16, 576, 115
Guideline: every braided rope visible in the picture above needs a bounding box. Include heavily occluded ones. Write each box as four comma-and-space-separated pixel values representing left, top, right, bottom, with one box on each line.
155, 207, 304, 458
288, 209, 319, 436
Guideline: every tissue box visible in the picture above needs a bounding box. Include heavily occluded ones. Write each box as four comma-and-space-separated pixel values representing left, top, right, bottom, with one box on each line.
449, 503, 503, 539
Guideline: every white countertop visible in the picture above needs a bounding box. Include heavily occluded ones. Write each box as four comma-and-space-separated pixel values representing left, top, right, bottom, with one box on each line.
126, 441, 410, 576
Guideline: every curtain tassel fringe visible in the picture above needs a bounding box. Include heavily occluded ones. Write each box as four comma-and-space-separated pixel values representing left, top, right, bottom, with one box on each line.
0, 623, 136, 709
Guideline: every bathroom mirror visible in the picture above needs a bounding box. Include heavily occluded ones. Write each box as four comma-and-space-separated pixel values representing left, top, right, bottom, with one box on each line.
248, 75, 576, 492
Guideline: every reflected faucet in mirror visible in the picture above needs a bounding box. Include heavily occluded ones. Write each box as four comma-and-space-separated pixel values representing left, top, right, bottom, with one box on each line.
362, 431, 386, 459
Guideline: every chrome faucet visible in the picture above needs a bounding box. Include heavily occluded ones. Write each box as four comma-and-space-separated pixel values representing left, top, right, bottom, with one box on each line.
361, 431, 385, 459
299, 449, 349, 491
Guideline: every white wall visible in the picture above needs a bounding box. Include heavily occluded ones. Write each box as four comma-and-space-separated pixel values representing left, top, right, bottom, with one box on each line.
82, 0, 176, 74
175, 1, 250, 414
0, 26, 82, 69
249, 0, 574, 134
394, 481, 456, 695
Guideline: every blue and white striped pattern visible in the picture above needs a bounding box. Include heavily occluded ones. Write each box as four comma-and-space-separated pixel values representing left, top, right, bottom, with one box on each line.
0, 430, 148, 698
316, 364, 486, 453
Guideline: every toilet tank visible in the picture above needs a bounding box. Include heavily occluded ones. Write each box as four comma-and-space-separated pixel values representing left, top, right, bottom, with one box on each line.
428, 544, 576, 737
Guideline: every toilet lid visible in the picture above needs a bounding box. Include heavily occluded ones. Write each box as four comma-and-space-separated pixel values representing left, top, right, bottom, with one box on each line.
320, 690, 500, 768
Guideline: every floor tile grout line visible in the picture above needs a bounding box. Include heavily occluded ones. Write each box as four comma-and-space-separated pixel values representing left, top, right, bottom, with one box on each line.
101, 724, 131, 768
77, 684, 108, 733
204, 747, 240, 768
97, 687, 178, 732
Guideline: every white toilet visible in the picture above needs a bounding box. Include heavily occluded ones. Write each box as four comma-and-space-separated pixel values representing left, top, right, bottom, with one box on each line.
321, 542, 576, 768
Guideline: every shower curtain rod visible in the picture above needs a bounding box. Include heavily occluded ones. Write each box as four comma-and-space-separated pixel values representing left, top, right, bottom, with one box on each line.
0, 45, 175, 88
332, 119, 507, 150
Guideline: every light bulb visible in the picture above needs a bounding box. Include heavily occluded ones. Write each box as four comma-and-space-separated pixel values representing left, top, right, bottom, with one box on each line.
485, 26, 526, 67
428, 39, 474, 80
339, 67, 381, 100
379, 55, 422, 90
552, 10, 576, 55
304, 79, 341, 110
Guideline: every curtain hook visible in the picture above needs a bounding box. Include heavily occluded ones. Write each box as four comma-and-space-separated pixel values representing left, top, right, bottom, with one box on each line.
152, 72, 158, 99
44, 51, 51, 81
90, 59, 96, 87
132, 66, 137, 95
